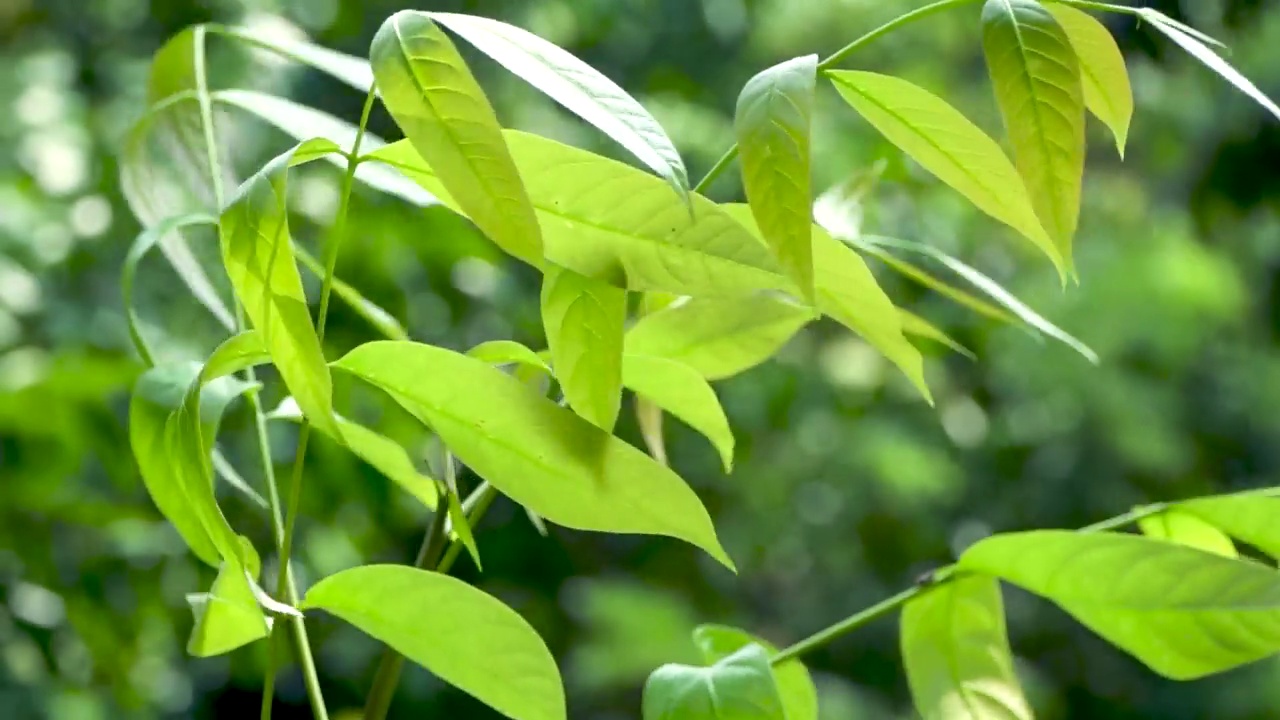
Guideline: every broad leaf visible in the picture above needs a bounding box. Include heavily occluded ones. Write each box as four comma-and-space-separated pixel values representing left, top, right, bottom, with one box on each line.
643, 644, 785, 720
294, 245, 410, 342
371, 11, 542, 265
428, 12, 690, 203
625, 295, 813, 380
1047, 5, 1134, 156
212, 24, 373, 92
736, 54, 818, 302
302, 564, 565, 720
982, 0, 1086, 266
693, 625, 818, 720
962, 530, 1280, 679
1139, 510, 1237, 559
1176, 493, 1280, 561
541, 265, 626, 431
187, 561, 269, 657
826, 70, 1062, 273
898, 310, 976, 360
623, 354, 735, 472
333, 341, 734, 569
901, 575, 1033, 720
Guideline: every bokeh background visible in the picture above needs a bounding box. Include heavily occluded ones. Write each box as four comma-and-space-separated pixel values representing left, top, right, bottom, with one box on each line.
3, 0, 1280, 717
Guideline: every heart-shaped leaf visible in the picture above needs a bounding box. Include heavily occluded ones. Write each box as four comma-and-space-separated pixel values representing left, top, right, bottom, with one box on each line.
643, 643, 785, 720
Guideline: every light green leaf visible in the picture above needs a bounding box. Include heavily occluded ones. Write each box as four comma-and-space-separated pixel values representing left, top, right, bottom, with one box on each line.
294, 245, 410, 342
427, 12, 690, 203
371, 11, 542, 265
1175, 493, 1280, 561
897, 309, 976, 360
468, 340, 553, 375
1139, 510, 1238, 559
982, 0, 1086, 267
825, 70, 1062, 273
446, 488, 483, 570
212, 24, 373, 92
643, 644, 785, 720
961, 530, 1280, 679
302, 564, 565, 720
623, 354, 734, 472
219, 139, 341, 439
122, 213, 218, 363
1047, 5, 1133, 156
693, 625, 818, 720
901, 575, 1033, 720
735, 54, 818, 302
857, 245, 1014, 325
625, 295, 813, 381
333, 341, 734, 570
541, 265, 627, 431
186, 561, 269, 657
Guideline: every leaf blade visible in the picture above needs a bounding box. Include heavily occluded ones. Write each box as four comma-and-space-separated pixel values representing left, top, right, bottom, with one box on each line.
623, 354, 735, 472
541, 265, 626, 431
692, 625, 818, 720
1138, 510, 1238, 559
642, 644, 785, 720
1047, 4, 1134, 156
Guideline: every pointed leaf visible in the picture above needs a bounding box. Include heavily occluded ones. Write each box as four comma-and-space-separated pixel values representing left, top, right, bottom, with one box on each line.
643, 644, 785, 720
962, 530, 1280, 679
446, 488, 483, 569
857, 245, 1014, 325
636, 397, 668, 466
541, 265, 626, 431
826, 70, 1062, 272
1175, 493, 1280, 561
302, 565, 565, 720
187, 561, 269, 657
693, 625, 818, 720
1139, 510, 1238, 558
333, 341, 734, 570
371, 11, 542, 265
901, 575, 1033, 720
623, 354, 734, 472
1047, 5, 1134, 156
735, 54, 818, 302
427, 12, 690, 203
468, 340, 553, 374
897, 310, 976, 360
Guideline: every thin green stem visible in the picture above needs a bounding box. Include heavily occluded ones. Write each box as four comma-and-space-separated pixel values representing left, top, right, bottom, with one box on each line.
193, 26, 224, 208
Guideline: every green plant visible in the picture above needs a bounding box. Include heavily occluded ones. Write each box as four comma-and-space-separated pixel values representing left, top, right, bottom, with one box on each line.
117, 2, 1280, 719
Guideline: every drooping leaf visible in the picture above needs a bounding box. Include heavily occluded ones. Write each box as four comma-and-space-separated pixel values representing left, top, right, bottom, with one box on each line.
642, 644, 785, 720
122, 213, 219, 363
333, 341, 734, 570
541, 265, 627, 431
623, 354, 734, 472
962, 530, 1280, 679
186, 560, 270, 657
467, 340, 553, 375
302, 565, 565, 720
625, 295, 814, 381
826, 70, 1062, 273
982, 0, 1086, 267
370, 11, 542, 265
212, 24, 373, 92
1175, 493, 1280, 561
293, 245, 410, 342
1139, 510, 1238, 558
897, 310, 976, 360
857, 244, 1014, 325
1047, 5, 1134, 156
427, 12, 690, 203
735, 54, 818, 302
692, 625, 818, 720
901, 575, 1034, 720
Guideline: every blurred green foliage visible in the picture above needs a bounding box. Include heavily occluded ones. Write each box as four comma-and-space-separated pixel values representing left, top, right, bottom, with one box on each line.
2, 0, 1280, 718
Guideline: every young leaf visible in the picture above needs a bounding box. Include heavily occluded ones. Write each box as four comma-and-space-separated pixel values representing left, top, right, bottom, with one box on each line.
982, 0, 1086, 266
186, 561, 270, 657
219, 139, 341, 439
302, 564, 565, 720
1138, 510, 1238, 558
370, 11, 543, 265
212, 24, 373, 92
897, 310, 976, 360
427, 12, 691, 203
692, 625, 818, 720
901, 575, 1033, 720
642, 644, 785, 720
541, 265, 627, 431
333, 341, 734, 570
735, 54, 819, 302
623, 354, 735, 472
467, 340, 553, 375
962, 530, 1280, 679
1175, 493, 1280, 561
1047, 5, 1134, 157
446, 488, 483, 570
826, 70, 1062, 273
625, 295, 814, 380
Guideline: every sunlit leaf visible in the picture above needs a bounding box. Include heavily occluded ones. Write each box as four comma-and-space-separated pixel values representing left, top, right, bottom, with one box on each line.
333, 341, 734, 569
1048, 5, 1134, 156
736, 54, 818, 302
901, 575, 1033, 720
302, 564, 565, 720
446, 488, 483, 569
693, 625, 818, 720
897, 309, 976, 360
467, 340, 553, 375
623, 354, 734, 472
962, 530, 1280, 679
643, 643, 785, 720
186, 560, 269, 657
428, 12, 690, 203
1139, 510, 1238, 558
982, 0, 1086, 268
541, 265, 626, 431
1175, 492, 1280, 561
371, 11, 542, 265
856, 244, 1014, 325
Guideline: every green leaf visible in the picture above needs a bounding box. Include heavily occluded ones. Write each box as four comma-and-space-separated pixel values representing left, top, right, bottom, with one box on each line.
625, 295, 813, 381
643, 644, 785, 720
1174, 493, 1280, 561
370, 11, 542, 265
961, 530, 1280, 679
636, 397, 668, 466
122, 213, 218, 363
857, 244, 1014, 325
692, 625, 818, 720
623, 354, 734, 472
468, 340, 553, 375
302, 564, 564, 720
186, 560, 269, 657
735, 54, 818, 303
293, 245, 410, 342
981, 0, 1086, 267
897, 309, 976, 360
212, 24, 373, 92
219, 139, 341, 439
427, 12, 690, 204
1139, 510, 1238, 559
446, 488, 483, 570
333, 341, 734, 570
825, 70, 1062, 274
901, 575, 1033, 720
1047, 5, 1134, 157
541, 266, 627, 431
